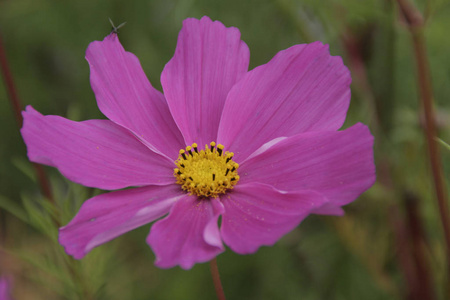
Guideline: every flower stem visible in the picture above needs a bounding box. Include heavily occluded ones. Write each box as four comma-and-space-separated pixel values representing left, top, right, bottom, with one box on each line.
0, 31, 57, 224
404, 192, 436, 299
210, 258, 226, 300
396, 0, 450, 275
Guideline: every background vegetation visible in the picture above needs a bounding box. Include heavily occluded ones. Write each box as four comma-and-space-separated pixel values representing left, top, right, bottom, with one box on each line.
1, 0, 449, 299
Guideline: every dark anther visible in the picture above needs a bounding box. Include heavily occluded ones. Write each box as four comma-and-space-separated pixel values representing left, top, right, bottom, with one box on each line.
177, 170, 182, 175
210, 144, 215, 152
180, 163, 185, 168
189, 176, 194, 181
226, 157, 232, 163
212, 174, 216, 181
225, 169, 230, 176
194, 146, 198, 153
181, 152, 187, 160
217, 148, 223, 156
231, 177, 236, 181
231, 166, 236, 172
188, 149, 193, 156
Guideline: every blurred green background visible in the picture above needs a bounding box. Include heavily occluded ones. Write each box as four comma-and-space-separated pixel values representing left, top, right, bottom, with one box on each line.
1, 0, 450, 299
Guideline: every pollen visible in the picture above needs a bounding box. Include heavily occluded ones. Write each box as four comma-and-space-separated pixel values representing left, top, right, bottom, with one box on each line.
174, 142, 240, 198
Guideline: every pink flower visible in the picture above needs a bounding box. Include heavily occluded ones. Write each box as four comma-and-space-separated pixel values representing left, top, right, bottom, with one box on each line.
21, 16, 375, 269
0, 277, 13, 300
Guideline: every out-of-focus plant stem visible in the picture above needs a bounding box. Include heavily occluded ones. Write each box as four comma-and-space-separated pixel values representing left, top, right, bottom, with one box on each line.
0, 32, 58, 226
0, 30, 95, 298
404, 192, 436, 299
389, 204, 421, 300
210, 258, 226, 300
66, 257, 94, 300
337, 3, 400, 296
396, 0, 450, 278
271, 0, 313, 43
328, 217, 398, 298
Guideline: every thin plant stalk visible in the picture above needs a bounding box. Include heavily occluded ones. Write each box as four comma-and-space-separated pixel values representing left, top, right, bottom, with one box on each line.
0, 31, 96, 297
389, 204, 421, 299
396, 0, 450, 274
210, 258, 226, 300
404, 192, 435, 299
0, 31, 57, 224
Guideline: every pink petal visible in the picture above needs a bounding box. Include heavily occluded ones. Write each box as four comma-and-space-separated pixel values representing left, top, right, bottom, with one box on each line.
161, 16, 250, 146
21, 106, 174, 190
221, 183, 326, 254
0, 277, 13, 300
218, 42, 351, 161
239, 123, 375, 211
147, 196, 225, 269
59, 184, 182, 259
87, 34, 184, 160
312, 203, 345, 216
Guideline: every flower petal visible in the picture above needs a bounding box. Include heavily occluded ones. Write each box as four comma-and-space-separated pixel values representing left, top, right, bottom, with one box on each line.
161, 16, 250, 146
218, 42, 351, 161
21, 106, 174, 190
239, 123, 375, 210
147, 196, 225, 269
221, 183, 326, 254
0, 277, 12, 300
86, 34, 184, 159
59, 184, 182, 259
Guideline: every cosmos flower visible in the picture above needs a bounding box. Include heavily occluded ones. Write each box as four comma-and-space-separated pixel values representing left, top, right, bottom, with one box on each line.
0, 277, 13, 300
21, 16, 375, 269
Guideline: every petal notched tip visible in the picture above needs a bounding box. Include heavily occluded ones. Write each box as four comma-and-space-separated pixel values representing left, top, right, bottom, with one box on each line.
86, 33, 120, 56
183, 16, 226, 30
220, 183, 327, 255
147, 197, 225, 270
58, 227, 88, 260
303, 41, 351, 82
21, 106, 56, 167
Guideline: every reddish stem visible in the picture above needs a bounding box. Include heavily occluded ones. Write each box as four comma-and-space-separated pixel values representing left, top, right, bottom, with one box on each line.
210, 258, 226, 300
389, 204, 421, 299
404, 192, 435, 299
396, 0, 450, 273
0, 31, 56, 219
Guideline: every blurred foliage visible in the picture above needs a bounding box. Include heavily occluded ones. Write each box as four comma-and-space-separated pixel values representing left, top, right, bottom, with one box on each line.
0, 0, 450, 299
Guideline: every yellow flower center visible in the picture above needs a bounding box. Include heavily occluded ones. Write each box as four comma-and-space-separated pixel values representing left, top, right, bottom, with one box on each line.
174, 142, 239, 198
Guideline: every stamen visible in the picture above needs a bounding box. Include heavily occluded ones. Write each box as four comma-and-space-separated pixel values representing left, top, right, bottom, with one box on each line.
226, 153, 234, 163
180, 149, 187, 160
174, 142, 239, 198
217, 144, 224, 156
186, 146, 193, 156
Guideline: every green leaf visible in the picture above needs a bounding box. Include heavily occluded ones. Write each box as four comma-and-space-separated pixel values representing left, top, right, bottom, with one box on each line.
0, 195, 28, 222
437, 138, 450, 151
11, 156, 36, 182
21, 194, 58, 239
